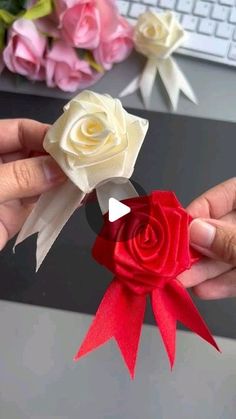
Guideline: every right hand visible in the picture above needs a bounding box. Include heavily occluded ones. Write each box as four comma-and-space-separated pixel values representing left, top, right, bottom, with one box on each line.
179, 178, 236, 299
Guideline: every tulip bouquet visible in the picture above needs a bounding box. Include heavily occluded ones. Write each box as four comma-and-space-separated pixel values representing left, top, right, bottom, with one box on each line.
0, 0, 133, 92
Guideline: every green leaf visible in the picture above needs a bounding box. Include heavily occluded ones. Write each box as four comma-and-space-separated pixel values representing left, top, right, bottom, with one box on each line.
0, 0, 26, 15
0, 20, 5, 50
84, 52, 104, 73
0, 9, 15, 24
0, 0, 52, 26
23, 0, 53, 20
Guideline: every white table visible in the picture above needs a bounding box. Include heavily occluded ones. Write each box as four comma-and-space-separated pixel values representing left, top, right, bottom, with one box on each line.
0, 300, 235, 419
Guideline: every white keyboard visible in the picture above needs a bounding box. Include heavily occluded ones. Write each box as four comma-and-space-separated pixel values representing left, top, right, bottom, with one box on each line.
117, 0, 236, 66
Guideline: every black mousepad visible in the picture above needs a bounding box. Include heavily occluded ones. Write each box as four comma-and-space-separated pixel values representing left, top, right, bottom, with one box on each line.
0, 91, 235, 338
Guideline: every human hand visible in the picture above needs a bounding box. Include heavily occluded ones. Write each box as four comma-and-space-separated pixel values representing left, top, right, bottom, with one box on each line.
0, 119, 66, 250
179, 178, 236, 299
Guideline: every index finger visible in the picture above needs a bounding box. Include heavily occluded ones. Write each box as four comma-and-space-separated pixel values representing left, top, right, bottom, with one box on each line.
187, 178, 236, 219
0, 119, 49, 153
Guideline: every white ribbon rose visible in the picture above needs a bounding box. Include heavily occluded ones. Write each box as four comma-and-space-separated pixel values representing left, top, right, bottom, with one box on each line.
120, 11, 197, 111
44, 91, 148, 192
134, 11, 185, 59
16, 91, 148, 270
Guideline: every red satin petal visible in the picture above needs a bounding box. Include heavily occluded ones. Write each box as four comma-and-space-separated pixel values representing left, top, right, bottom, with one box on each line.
175, 208, 192, 273
162, 208, 181, 278
151, 190, 182, 209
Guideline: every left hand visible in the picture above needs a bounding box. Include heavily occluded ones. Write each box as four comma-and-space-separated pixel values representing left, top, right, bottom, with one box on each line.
0, 118, 66, 250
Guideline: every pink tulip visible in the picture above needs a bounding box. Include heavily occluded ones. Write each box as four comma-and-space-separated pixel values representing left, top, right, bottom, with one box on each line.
3, 19, 46, 81
56, 0, 119, 50
93, 17, 133, 71
46, 40, 101, 92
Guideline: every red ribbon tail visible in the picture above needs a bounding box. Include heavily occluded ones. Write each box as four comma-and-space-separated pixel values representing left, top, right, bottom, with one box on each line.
151, 279, 220, 368
74, 279, 146, 378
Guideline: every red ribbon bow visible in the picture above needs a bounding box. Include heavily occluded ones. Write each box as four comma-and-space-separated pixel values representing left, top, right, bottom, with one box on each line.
74, 191, 219, 377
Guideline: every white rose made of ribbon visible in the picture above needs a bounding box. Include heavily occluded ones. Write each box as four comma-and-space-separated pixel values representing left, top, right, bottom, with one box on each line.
15, 91, 149, 271
120, 11, 197, 111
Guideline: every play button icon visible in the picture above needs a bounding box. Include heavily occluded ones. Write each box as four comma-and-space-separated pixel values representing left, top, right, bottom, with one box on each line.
108, 198, 131, 222
85, 179, 148, 241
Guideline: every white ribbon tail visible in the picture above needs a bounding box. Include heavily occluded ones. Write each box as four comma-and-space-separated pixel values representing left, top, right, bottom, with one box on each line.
119, 59, 157, 109
96, 179, 138, 215
119, 76, 140, 99
157, 57, 197, 111
139, 59, 158, 108
15, 180, 85, 272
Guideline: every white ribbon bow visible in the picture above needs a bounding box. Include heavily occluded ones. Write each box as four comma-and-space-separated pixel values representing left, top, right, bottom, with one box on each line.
14, 91, 148, 271
120, 11, 197, 111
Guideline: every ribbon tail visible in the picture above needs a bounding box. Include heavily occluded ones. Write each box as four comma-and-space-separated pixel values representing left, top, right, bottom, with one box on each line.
119, 76, 140, 99
139, 59, 158, 108
74, 279, 146, 378
15, 180, 85, 271
151, 285, 177, 368
151, 279, 219, 368
157, 57, 197, 111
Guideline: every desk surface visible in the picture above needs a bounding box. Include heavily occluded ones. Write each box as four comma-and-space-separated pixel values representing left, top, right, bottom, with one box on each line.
0, 52, 236, 122
0, 300, 236, 419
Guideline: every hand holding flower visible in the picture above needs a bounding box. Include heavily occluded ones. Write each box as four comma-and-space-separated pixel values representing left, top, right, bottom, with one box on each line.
16, 91, 148, 270
75, 191, 219, 377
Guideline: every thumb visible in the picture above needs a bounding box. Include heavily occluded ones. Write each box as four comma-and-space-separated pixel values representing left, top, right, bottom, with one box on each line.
190, 218, 236, 265
0, 155, 66, 203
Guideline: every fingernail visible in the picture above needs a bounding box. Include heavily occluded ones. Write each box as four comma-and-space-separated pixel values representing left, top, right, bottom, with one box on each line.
42, 157, 65, 182
190, 219, 216, 249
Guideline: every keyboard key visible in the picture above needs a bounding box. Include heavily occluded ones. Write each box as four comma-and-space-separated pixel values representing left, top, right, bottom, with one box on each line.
219, 0, 234, 5
183, 32, 228, 56
177, 0, 194, 13
216, 22, 233, 39
159, 0, 176, 8
172, 11, 182, 21
182, 14, 198, 30
229, 8, 236, 23
129, 3, 146, 17
211, 5, 229, 21
117, 0, 130, 15
150, 6, 163, 13
194, 1, 211, 17
228, 43, 236, 60
142, 0, 158, 5
198, 18, 215, 34
233, 29, 236, 41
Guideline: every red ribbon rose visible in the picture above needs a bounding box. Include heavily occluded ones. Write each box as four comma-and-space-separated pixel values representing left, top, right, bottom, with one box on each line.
74, 191, 219, 377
